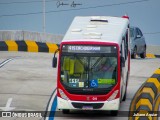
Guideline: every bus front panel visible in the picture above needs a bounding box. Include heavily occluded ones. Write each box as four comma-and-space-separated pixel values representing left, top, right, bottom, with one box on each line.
57, 44, 120, 110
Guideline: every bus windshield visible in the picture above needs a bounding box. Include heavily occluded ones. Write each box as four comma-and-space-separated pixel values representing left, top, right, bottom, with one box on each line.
60, 45, 117, 95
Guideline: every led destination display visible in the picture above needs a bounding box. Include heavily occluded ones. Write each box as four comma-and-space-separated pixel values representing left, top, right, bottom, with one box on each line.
62, 45, 117, 53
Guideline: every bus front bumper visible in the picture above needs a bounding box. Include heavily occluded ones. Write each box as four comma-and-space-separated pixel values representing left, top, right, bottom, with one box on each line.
57, 97, 120, 110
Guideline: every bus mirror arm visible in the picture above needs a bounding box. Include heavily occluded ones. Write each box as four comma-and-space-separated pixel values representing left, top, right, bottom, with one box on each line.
52, 49, 60, 68
120, 56, 125, 68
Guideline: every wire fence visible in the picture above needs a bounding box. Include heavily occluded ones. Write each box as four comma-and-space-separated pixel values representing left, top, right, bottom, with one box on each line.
0, 30, 63, 44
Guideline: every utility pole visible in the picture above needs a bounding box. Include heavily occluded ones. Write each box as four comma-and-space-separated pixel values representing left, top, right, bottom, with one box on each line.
43, 0, 46, 33
43, 0, 46, 42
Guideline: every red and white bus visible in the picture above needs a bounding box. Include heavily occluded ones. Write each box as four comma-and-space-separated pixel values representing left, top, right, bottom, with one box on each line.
53, 16, 130, 115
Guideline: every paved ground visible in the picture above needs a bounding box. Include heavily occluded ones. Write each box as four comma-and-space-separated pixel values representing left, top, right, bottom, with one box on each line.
146, 45, 160, 55
0, 52, 56, 120
0, 51, 160, 120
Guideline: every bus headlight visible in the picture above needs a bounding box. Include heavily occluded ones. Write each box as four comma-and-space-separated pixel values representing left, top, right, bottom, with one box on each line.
107, 90, 119, 101
58, 88, 69, 100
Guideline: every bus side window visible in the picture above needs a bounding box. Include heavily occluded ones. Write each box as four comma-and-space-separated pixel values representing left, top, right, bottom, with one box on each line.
121, 41, 125, 68
121, 39, 125, 60
125, 30, 129, 57
124, 36, 127, 60
120, 44, 123, 58
120, 44, 123, 70
123, 31, 129, 60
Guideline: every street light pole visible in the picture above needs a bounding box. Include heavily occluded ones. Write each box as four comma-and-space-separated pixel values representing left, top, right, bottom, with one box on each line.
43, 0, 46, 33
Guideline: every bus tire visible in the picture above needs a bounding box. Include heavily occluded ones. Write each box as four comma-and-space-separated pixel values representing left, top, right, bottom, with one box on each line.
122, 89, 127, 101
110, 110, 118, 116
122, 82, 127, 101
122, 73, 129, 101
120, 84, 124, 102
62, 109, 70, 114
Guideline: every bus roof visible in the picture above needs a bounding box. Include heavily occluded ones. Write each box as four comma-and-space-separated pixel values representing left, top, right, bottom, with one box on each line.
62, 16, 129, 45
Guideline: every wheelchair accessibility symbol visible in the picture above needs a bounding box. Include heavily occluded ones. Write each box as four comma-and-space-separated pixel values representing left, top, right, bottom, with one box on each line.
90, 79, 98, 88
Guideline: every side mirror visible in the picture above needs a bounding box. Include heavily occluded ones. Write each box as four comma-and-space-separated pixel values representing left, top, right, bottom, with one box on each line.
136, 35, 141, 38
120, 56, 125, 68
52, 57, 57, 68
52, 48, 60, 68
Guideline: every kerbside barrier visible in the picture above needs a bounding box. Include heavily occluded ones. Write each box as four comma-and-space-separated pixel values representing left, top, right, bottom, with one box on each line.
0, 40, 160, 58
0, 40, 59, 53
146, 54, 160, 58
129, 68, 160, 120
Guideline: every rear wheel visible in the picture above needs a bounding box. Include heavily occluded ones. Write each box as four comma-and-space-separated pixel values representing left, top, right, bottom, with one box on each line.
62, 109, 70, 114
131, 47, 137, 59
140, 46, 146, 58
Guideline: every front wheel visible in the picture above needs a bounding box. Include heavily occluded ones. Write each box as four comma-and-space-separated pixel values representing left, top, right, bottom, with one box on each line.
140, 47, 146, 58
131, 47, 137, 59
122, 73, 129, 101
122, 87, 127, 101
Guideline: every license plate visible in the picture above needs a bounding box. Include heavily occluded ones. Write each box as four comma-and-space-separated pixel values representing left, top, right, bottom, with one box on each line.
82, 106, 93, 110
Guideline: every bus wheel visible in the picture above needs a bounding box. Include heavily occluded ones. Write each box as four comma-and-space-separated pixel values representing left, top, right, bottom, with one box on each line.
122, 74, 128, 101
122, 83, 127, 101
122, 89, 127, 101
110, 110, 118, 116
62, 109, 70, 114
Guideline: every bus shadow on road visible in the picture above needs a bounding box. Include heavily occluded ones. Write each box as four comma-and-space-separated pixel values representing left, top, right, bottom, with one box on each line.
54, 110, 128, 118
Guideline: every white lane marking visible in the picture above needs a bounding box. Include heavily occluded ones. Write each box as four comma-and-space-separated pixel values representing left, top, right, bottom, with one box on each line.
0, 56, 20, 68
0, 59, 13, 68
0, 98, 15, 111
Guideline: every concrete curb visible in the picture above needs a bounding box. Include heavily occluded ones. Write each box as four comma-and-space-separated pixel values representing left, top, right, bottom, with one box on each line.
0, 40, 59, 53
129, 68, 160, 120
0, 41, 159, 58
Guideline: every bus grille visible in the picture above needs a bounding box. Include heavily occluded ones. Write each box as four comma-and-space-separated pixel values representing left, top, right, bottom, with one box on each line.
71, 102, 104, 109
65, 88, 112, 95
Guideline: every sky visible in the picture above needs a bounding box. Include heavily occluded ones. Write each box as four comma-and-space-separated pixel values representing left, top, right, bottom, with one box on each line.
0, 0, 160, 45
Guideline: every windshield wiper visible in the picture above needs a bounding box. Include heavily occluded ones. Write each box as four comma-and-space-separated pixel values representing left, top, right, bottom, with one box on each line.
73, 53, 88, 70
91, 57, 103, 70
91, 54, 105, 70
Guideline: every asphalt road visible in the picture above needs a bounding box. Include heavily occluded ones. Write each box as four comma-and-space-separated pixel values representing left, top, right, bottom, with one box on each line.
0, 51, 160, 120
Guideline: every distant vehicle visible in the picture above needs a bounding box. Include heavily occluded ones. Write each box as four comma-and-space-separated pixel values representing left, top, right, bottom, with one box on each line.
130, 26, 146, 59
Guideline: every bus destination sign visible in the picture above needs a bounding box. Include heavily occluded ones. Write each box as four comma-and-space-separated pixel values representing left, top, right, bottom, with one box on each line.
62, 45, 116, 53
